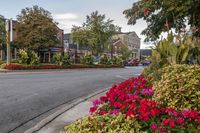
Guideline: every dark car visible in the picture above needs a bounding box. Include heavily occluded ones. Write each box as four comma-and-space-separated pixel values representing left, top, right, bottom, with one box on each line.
141, 60, 151, 66
125, 59, 139, 66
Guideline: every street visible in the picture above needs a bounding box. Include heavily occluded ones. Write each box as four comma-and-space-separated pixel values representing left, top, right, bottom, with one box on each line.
0, 67, 143, 133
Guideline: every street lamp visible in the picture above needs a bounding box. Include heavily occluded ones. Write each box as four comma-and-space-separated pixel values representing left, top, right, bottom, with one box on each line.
5, 18, 13, 64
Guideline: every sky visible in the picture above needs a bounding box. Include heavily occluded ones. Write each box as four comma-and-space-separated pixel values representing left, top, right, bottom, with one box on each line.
0, 0, 151, 49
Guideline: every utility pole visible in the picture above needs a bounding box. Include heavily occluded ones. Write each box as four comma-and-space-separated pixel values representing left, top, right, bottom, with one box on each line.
10, 18, 15, 59
5, 19, 10, 64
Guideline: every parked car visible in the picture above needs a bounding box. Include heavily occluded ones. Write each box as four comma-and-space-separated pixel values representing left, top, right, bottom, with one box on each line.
141, 60, 151, 66
125, 59, 139, 66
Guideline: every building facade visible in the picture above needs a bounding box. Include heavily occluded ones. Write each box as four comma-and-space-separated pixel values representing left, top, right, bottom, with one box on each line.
112, 31, 141, 60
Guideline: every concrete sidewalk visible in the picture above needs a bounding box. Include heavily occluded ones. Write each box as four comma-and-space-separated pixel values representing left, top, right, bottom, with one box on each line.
25, 89, 108, 133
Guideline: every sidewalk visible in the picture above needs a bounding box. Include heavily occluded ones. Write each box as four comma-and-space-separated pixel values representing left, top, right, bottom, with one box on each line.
0, 69, 9, 73
25, 89, 108, 133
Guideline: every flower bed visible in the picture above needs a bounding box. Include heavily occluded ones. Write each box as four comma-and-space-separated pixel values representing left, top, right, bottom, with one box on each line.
64, 76, 200, 132
3, 63, 123, 70
89, 76, 200, 132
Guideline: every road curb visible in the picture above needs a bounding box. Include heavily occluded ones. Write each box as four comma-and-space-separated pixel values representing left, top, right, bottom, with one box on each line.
25, 88, 109, 133
0, 67, 125, 74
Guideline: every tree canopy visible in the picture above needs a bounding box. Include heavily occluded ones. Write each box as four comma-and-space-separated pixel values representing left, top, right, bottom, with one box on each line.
72, 11, 121, 55
15, 5, 59, 51
123, 0, 200, 42
118, 44, 132, 61
0, 15, 6, 50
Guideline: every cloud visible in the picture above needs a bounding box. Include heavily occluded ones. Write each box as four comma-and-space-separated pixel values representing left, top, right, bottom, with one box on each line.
53, 13, 79, 20
53, 13, 82, 33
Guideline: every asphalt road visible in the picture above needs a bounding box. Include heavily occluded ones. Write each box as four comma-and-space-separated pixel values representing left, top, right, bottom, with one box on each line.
0, 67, 143, 133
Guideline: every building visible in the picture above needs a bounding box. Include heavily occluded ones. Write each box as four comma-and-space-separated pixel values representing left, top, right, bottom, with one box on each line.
63, 33, 89, 63
112, 31, 141, 60
111, 38, 124, 57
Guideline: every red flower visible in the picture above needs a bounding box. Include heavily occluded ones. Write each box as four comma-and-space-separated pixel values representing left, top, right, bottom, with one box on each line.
182, 109, 190, 118
176, 117, 184, 125
126, 109, 136, 117
169, 119, 175, 128
189, 110, 199, 119
139, 112, 149, 121
128, 103, 136, 110
100, 96, 108, 102
150, 108, 160, 117
99, 110, 107, 115
113, 102, 122, 109
89, 106, 97, 113
197, 116, 200, 123
162, 118, 170, 125
162, 118, 175, 128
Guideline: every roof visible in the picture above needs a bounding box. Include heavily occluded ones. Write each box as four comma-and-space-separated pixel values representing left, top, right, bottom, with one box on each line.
112, 38, 123, 46
113, 31, 140, 39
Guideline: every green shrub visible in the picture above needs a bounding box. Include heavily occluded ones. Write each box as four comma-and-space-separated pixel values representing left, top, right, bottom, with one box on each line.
18, 49, 29, 64
143, 33, 200, 80
100, 54, 111, 65
153, 64, 200, 111
62, 53, 71, 65
0, 63, 6, 69
0, 60, 5, 65
53, 52, 70, 66
11, 59, 19, 64
111, 56, 123, 66
188, 46, 200, 65
18, 50, 39, 65
28, 51, 39, 65
61, 113, 143, 133
81, 54, 94, 65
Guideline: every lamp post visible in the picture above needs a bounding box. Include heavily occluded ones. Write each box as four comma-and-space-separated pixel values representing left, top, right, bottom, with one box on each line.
5, 19, 10, 64
5, 18, 13, 64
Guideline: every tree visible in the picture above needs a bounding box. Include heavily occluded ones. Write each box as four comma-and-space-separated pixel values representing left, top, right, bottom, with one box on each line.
0, 15, 6, 49
0, 15, 6, 59
123, 0, 200, 42
15, 5, 59, 51
71, 25, 89, 47
72, 11, 120, 55
119, 44, 131, 61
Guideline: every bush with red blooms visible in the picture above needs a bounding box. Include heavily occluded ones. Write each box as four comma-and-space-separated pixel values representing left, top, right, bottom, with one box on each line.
90, 76, 200, 132
3, 63, 123, 70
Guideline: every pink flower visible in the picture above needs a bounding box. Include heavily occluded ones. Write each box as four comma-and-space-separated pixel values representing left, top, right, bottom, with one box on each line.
92, 99, 101, 107
151, 123, 157, 131
172, 111, 180, 117
112, 109, 119, 115
176, 117, 184, 125
159, 126, 165, 132
141, 88, 153, 96
182, 109, 190, 118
